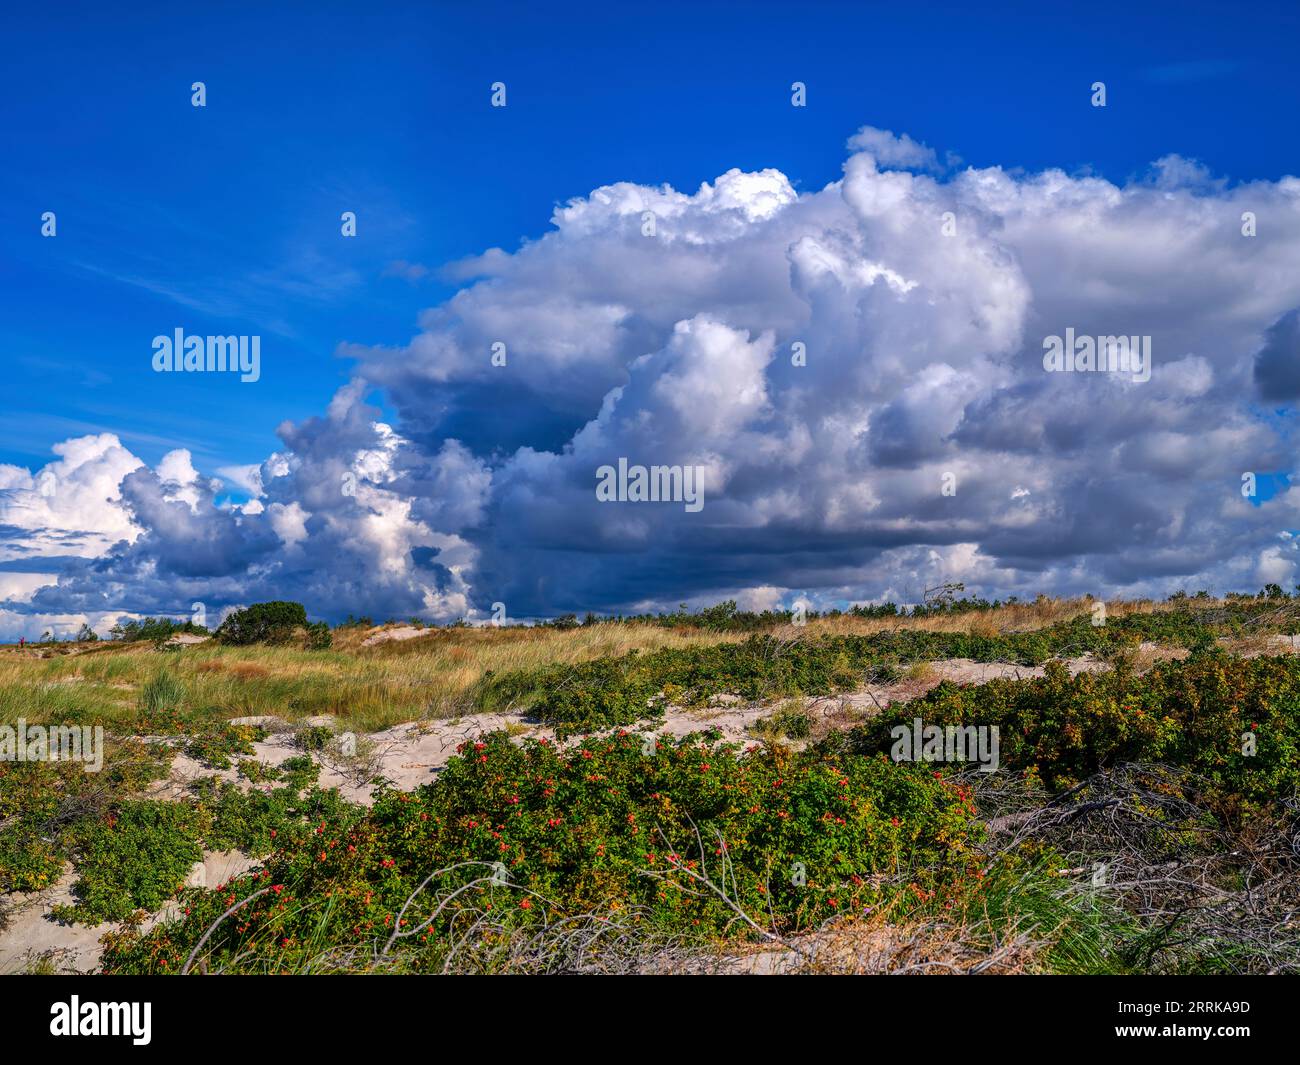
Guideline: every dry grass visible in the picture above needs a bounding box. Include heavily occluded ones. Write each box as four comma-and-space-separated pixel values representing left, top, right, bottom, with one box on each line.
1221, 632, 1280, 658
808, 595, 1169, 638
0, 622, 750, 732
905, 660, 938, 683
803, 695, 869, 745
712, 911, 1038, 974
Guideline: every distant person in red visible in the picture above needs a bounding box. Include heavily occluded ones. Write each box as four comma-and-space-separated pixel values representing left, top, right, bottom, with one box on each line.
18, 637, 25, 647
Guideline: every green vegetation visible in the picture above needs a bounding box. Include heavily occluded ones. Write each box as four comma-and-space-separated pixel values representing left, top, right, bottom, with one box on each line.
184, 723, 267, 771
109, 617, 209, 644
97, 636, 1300, 974
855, 649, 1300, 804
0, 739, 170, 895
303, 621, 333, 650
100, 730, 980, 973
137, 670, 188, 730
215, 601, 331, 650
293, 725, 335, 752
5, 592, 1300, 975
754, 701, 813, 741
52, 801, 205, 923
476, 604, 1294, 734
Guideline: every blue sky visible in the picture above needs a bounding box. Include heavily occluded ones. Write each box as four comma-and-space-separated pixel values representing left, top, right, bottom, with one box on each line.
4, 0, 1300, 633
4, 0, 1298, 480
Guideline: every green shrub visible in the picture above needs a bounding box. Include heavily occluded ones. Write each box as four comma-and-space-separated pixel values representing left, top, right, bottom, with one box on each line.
304, 621, 333, 650
0, 762, 66, 890
184, 724, 266, 770
278, 755, 322, 789
755, 703, 812, 740
0, 743, 171, 895
853, 654, 1300, 805
193, 776, 351, 856
773, 706, 812, 739
237, 759, 281, 784
57, 801, 204, 923
216, 601, 309, 646
294, 726, 334, 751
100, 731, 980, 973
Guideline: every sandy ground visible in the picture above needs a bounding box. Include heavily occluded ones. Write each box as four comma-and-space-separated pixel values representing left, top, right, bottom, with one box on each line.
164, 633, 211, 647
361, 625, 431, 646
0, 637, 1282, 973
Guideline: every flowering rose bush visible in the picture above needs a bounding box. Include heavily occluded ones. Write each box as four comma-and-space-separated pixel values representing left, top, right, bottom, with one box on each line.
100, 732, 980, 973
854, 653, 1300, 805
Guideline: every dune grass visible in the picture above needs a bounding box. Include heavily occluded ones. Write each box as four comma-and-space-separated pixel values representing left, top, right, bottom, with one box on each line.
0, 621, 755, 733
